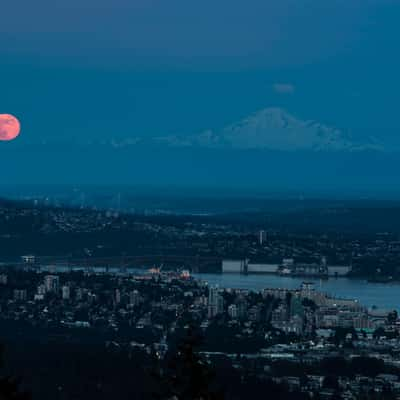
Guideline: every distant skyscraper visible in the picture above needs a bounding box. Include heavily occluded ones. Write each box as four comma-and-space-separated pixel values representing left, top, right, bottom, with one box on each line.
216, 295, 224, 314
208, 286, 224, 318
259, 230, 267, 245
115, 289, 121, 304
208, 285, 218, 304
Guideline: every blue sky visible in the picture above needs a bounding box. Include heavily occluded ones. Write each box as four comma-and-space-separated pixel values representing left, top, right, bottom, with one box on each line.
1, 0, 399, 145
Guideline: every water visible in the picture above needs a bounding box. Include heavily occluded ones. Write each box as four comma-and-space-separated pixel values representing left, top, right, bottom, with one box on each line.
194, 273, 400, 312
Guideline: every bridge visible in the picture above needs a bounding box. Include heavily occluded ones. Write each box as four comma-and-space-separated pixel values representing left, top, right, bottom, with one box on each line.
286, 263, 328, 278
17, 254, 223, 273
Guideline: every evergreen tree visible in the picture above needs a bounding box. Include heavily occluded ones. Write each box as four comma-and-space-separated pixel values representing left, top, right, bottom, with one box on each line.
152, 327, 224, 400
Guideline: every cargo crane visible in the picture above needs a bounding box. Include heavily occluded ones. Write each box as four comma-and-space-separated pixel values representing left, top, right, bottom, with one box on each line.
149, 263, 164, 275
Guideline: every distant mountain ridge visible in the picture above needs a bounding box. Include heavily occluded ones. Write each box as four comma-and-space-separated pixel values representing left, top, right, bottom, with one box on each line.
153, 108, 382, 152
6, 107, 384, 153
68, 107, 380, 153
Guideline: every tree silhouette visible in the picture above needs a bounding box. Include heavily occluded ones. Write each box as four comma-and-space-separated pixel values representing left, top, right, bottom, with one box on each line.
152, 327, 224, 400
0, 344, 31, 400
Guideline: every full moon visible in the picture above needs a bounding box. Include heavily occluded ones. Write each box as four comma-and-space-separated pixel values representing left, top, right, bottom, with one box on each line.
0, 114, 21, 141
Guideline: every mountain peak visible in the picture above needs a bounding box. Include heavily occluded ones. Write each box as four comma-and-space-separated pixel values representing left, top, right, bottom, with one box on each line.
219, 107, 360, 151
154, 107, 382, 152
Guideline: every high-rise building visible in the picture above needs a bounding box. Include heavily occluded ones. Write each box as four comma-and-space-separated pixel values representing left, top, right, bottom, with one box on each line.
207, 286, 224, 318
353, 314, 372, 329
228, 304, 238, 319
0, 274, 7, 285
290, 296, 304, 318
115, 289, 121, 304
37, 284, 46, 295
75, 288, 83, 301
217, 295, 224, 315
44, 275, 59, 293
249, 305, 261, 322
208, 285, 218, 305
62, 285, 70, 300
259, 230, 267, 245
237, 301, 248, 320
129, 290, 141, 306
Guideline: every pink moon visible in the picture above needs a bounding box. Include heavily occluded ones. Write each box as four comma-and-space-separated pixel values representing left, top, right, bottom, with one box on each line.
0, 114, 21, 141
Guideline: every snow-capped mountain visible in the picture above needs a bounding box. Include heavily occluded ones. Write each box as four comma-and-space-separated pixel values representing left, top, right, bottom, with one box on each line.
154, 108, 382, 152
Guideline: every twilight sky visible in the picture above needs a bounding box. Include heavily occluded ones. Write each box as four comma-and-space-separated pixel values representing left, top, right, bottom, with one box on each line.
0, 0, 399, 144
1, 1, 400, 191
